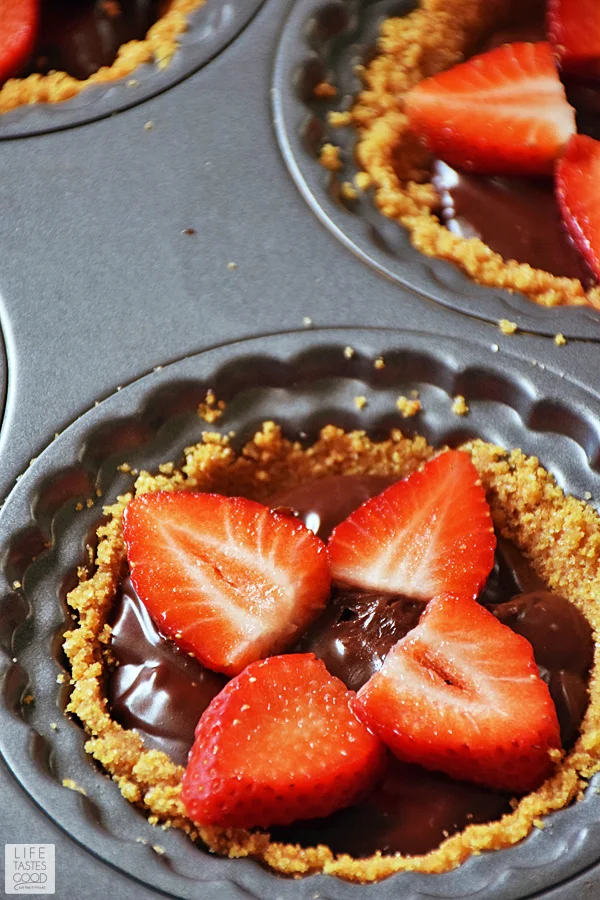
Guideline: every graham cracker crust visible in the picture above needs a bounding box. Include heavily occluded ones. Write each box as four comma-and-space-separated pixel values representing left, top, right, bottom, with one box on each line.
0, 0, 205, 116
349, 0, 600, 309
63, 422, 600, 882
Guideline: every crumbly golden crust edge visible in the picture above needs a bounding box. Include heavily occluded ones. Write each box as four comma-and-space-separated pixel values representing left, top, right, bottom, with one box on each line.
0, 0, 205, 115
63, 422, 600, 882
349, 0, 600, 309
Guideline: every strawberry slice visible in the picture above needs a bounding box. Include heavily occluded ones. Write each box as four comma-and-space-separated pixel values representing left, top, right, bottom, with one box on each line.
405, 42, 576, 175
548, 0, 600, 78
327, 450, 495, 600
0, 0, 39, 84
123, 492, 331, 676
355, 594, 561, 794
556, 134, 600, 280
182, 653, 387, 828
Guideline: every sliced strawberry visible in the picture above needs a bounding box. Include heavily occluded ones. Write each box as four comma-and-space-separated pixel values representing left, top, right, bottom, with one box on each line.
355, 594, 561, 794
556, 134, 600, 280
405, 42, 576, 176
327, 450, 495, 600
548, 0, 600, 78
122, 492, 331, 676
181, 653, 387, 828
0, 0, 39, 84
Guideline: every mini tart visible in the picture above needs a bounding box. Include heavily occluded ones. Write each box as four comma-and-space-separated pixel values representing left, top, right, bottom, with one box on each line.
349, 0, 600, 309
0, 0, 205, 116
64, 422, 600, 882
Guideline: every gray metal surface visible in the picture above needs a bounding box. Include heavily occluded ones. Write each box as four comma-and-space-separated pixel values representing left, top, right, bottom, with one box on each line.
1, 1, 600, 897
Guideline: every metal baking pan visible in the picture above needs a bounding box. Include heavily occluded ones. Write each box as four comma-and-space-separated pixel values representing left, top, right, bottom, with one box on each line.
3, 328, 600, 900
1, 1, 600, 898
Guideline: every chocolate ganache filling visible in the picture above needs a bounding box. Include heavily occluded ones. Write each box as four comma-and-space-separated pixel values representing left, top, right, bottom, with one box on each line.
108, 473, 594, 856
429, 15, 600, 283
22, 0, 165, 82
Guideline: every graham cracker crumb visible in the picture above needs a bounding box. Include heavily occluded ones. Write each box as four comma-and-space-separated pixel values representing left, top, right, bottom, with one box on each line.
319, 143, 343, 172
23, 694, 34, 705
198, 391, 226, 424
12, 581, 21, 589
75, 502, 84, 512
554, 333, 567, 346
152, 845, 166, 855
328, 110, 352, 127
118, 462, 132, 473
452, 395, 469, 416
314, 81, 337, 99
56, 673, 66, 684
354, 395, 368, 410
354, 172, 372, 191
341, 181, 358, 201
499, 319, 518, 335
396, 396, 422, 418
62, 779, 87, 796
374, 357, 385, 370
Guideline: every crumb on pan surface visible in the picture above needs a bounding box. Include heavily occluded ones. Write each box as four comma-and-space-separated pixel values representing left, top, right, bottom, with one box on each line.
0, 0, 205, 115
349, 0, 600, 309
64, 421, 600, 882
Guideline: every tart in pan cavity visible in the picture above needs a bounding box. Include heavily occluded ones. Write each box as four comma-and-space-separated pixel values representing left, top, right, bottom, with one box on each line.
63, 421, 600, 883
0, 0, 205, 115
348, 0, 600, 308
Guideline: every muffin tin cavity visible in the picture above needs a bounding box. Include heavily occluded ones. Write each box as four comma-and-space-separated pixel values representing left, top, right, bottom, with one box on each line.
272, 0, 600, 339
0, 0, 266, 139
2, 328, 600, 900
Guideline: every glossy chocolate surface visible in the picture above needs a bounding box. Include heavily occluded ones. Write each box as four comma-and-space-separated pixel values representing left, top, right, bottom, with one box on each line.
269, 473, 398, 541
28, 0, 164, 81
493, 590, 594, 749
108, 576, 226, 766
297, 591, 426, 692
432, 161, 594, 283
431, 15, 600, 284
108, 475, 593, 856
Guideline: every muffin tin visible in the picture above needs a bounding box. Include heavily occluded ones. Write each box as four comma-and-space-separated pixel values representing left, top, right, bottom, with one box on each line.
2, 0, 600, 897
3, 328, 600, 900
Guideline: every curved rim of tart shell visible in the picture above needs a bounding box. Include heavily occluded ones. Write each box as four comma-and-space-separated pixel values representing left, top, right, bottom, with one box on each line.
0, 0, 205, 116
63, 421, 600, 883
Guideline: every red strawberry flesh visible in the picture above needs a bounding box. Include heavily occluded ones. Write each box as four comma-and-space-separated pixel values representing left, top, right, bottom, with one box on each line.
405, 42, 576, 175
556, 134, 600, 281
355, 594, 561, 794
548, 0, 600, 78
123, 491, 331, 676
0, 0, 38, 84
327, 450, 496, 600
181, 653, 387, 828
